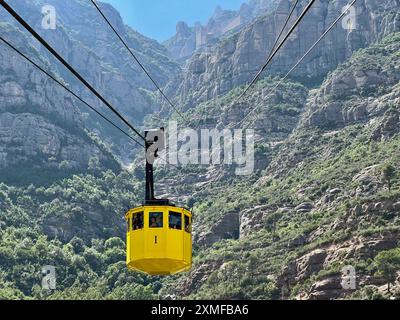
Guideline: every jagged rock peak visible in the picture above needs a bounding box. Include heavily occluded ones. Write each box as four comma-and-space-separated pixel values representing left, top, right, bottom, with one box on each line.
214, 5, 224, 17
176, 21, 191, 37
164, 0, 275, 61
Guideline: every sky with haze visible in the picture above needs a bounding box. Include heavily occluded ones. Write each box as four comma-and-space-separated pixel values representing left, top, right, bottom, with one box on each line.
101, 0, 245, 42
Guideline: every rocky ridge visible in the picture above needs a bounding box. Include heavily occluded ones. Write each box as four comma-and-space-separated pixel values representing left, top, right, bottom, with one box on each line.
164, 0, 275, 62
0, 0, 181, 173
169, 0, 400, 110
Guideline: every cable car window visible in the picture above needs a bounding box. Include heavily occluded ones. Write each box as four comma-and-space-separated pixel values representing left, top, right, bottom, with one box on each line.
184, 215, 191, 233
149, 212, 163, 228
126, 217, 131, 231
132, 212, 144, 230
169, 211, 182, 230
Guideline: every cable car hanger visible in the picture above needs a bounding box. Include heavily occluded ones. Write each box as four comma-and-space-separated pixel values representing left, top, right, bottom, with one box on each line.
125, 128, 193, 275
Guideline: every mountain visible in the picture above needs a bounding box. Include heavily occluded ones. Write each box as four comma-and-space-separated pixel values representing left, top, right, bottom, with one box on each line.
163, 0, 276, 62
0, 0, 399, 300
158, 31, 400, 300
0, 0, 181, 167
0, 21, 120, 184
168, 0, 399, 110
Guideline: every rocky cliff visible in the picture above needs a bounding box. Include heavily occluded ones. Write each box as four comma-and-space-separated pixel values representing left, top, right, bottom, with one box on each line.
0, 23, 120, 182
163, 0, 275, 62
169, 0, 400, 110
0, 0, 181, 175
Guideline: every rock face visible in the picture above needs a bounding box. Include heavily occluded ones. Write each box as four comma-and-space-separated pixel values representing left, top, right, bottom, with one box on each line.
0, 113, 108, 170
282, 232, 400, 299
1, 0, 180, 119
163, 260, 223, 297
171, 0, 400, 109
0, 45, 118, 173
196, 211, 240, 247
164, 1, 275, 61
372, 109, 400, 141
0, 0, 181, 171
164, 21, 197, 62
240, 205, 270, 237
300, 33, 400, 130
308, 276, 344, 300
41, 205, 123, 243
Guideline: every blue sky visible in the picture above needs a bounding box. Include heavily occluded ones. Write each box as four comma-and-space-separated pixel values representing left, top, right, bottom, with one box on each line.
101, 0, 245, 42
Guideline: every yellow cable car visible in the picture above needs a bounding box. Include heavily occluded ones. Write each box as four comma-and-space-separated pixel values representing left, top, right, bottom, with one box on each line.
125, 129, 192, 275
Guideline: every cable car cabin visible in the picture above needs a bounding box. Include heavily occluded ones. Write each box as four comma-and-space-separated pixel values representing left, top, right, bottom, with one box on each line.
125, 204, 192, 275
125, 128, 192, 276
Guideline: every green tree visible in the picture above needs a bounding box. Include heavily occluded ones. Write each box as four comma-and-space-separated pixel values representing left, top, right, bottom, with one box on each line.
264, 211, 283, 241
88, 156, 101, 173
69, 237, 85, 254
0, 286, 26, 300
104, 237, 125, 250
83, 248, 103, 272
107, 284, 157, 300
373, 248, 400, 293
59, 160, 70, 171
381, 163, 396, 191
